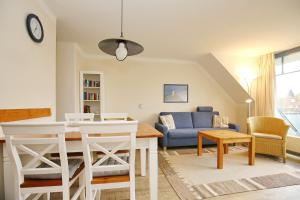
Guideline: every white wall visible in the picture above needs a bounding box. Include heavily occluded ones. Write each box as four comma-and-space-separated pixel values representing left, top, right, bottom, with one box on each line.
76, 55, 238, 125
56, 42, 81, 120
0, 0, 56, 198
0, 0, 56, 120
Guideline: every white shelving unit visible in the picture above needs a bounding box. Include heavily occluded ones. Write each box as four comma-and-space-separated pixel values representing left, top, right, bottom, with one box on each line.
80, 71, 104, 121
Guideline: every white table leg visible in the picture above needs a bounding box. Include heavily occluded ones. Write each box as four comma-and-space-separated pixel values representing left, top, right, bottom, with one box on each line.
140, 148, 146, 176
3, 144, 16, 200
148, 138, 158, 200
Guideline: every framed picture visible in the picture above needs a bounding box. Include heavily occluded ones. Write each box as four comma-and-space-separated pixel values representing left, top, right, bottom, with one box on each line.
164, 84, 188, 103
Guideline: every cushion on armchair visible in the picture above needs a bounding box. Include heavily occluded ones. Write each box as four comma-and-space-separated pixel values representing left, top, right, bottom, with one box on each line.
252, 132, 282, 140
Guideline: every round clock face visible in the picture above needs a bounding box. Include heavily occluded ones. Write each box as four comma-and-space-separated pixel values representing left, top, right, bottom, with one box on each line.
26, 14, 44, 43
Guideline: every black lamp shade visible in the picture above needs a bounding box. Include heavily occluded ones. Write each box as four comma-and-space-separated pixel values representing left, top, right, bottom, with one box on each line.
98, 38, 144, 56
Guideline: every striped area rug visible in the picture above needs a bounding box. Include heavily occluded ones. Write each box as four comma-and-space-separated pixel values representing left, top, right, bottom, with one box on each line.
158, 146, 300, 200
191, 172, 300, 199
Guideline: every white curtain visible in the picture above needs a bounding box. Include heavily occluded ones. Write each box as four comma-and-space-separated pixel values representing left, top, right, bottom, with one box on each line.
252, 53, 275, 116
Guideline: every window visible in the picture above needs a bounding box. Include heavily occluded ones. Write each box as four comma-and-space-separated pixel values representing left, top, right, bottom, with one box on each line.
275, 48, 300, 136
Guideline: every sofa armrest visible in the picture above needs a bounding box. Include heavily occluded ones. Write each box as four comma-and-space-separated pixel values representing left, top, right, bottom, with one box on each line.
228, 123, 240, 132
155, 122, 169, 147
155, 122, 168, 134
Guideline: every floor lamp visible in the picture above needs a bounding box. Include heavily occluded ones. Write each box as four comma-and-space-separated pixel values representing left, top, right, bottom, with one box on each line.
245, 78, 253, 117
245, 78, 253, 135
245, 98, 253, 117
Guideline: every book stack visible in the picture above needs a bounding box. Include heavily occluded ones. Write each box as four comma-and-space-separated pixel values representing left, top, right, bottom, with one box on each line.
84, 105, 91, 113
84, 80, 100, 87
83, 92, 100, 100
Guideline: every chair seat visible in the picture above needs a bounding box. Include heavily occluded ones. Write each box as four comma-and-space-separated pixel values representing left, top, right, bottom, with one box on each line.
24, 159, 84, 180
252, 132, 282, 140
21, 161, 84, 188
21, 178, 64, 188
92, 175, 129, 184
93, 156, 129, 177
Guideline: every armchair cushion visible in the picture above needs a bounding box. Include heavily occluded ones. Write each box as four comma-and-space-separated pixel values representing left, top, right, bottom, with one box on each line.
252, 132, 283, 140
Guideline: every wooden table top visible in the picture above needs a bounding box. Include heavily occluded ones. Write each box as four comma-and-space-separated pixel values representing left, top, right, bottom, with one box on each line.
198, 130, 251, 140
0, 123, 163, 144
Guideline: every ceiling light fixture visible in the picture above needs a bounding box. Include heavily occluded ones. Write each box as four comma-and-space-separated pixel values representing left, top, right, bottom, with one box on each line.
98, 0, 143, 61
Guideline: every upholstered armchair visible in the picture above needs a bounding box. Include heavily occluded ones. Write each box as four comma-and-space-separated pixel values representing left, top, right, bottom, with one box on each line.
247, 116, 289, 162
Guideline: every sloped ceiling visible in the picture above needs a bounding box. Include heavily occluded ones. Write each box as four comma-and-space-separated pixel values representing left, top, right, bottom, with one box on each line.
198, 54, 251, 103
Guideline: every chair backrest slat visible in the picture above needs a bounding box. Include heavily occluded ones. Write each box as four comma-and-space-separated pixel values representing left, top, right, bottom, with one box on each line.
65, 113, 95, 122
100, 113, 128, 121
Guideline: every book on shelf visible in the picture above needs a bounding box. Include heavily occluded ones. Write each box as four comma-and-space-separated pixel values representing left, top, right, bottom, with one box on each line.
83, 92, 99, 100
84, 79, 100, 88
84, 105, 91, 113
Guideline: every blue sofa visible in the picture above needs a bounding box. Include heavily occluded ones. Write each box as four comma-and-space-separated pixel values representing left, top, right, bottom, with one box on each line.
155, 107, 240, 149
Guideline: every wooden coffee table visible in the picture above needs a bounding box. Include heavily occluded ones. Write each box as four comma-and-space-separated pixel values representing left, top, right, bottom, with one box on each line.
197, 130, 255, 169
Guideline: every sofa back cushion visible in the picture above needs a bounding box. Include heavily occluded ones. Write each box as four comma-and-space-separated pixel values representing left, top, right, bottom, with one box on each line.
192, 112, 213, 128
160, 112, 193, 129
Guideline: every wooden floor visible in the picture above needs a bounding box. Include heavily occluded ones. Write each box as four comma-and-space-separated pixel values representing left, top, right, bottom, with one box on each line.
99, 151, 180, 200
51, 150, 179, 200
50, 151, 300, 200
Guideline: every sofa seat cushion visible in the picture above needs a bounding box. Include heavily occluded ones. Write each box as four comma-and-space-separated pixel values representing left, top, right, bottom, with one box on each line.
197, 128, 237, 131
160, 112, 193, 128
252, 132, 282, 140
168, 128, 237, 139
168, 129, 198, 138
192, 112, 213, 128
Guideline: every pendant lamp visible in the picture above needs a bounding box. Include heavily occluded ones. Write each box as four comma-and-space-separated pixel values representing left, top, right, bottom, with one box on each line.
98, 0, 144, 61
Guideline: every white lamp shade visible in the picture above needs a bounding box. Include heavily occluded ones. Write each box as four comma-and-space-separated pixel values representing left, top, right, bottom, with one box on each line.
115, 42, 128, 61
245, 98, 253, 103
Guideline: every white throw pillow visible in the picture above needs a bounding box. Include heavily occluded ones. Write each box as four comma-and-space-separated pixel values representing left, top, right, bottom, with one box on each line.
213, 115, 229, 128
213, 115, 222, 128
160, 115, 176, 130
221, 116, 229, 128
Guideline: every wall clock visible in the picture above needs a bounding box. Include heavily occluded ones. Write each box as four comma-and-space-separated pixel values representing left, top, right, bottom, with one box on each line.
26, 14, 44, 43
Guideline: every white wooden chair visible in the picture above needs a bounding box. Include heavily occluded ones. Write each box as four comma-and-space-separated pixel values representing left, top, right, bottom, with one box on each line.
60, 113, 95, 159
100, 113, 147, 177
65, 113, 95, 122
78, 121, 138, 200
100, 113, 128, 121
2, 122, 85, 200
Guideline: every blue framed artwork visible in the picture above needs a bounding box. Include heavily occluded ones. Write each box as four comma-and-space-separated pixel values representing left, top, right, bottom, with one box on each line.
164, 84, 188, 103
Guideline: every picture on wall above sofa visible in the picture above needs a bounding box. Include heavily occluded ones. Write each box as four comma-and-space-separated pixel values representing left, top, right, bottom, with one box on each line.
164, 84, 188, 103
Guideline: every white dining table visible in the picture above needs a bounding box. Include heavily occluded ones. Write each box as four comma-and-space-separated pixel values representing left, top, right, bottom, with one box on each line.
0, 122, 162, 200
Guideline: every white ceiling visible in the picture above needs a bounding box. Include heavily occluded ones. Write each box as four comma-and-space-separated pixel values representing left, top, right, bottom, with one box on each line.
45, 0, 300, 61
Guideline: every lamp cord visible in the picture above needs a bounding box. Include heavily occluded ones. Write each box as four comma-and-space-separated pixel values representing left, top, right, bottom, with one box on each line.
120, 0, 124, 38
